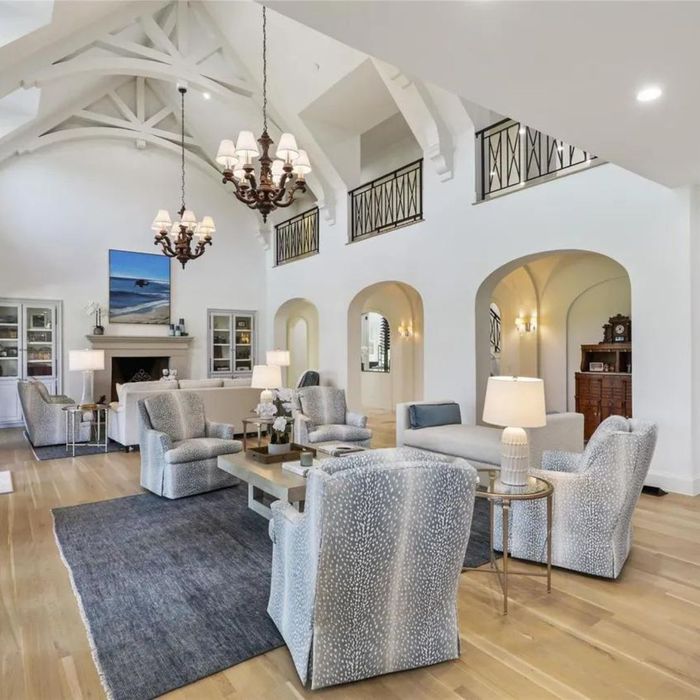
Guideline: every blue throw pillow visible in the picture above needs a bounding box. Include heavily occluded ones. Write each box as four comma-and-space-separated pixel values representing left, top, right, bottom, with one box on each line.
408, 402, 461, 429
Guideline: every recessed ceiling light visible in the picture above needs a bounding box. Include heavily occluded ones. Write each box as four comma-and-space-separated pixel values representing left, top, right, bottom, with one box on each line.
202, 91, 211, 100
636, 85, 662, 103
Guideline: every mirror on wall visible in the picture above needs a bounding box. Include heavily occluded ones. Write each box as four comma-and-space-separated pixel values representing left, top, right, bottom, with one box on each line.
361, 312, 390, 373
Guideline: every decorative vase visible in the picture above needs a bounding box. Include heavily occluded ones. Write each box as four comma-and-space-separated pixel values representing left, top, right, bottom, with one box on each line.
268, 442, 291, 456
93, 325, 104, 335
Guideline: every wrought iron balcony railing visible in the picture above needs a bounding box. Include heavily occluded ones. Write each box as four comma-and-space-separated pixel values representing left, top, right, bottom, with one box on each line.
349, 159, 423, 242
275, 206, 319, 266
476, 119, 598, 201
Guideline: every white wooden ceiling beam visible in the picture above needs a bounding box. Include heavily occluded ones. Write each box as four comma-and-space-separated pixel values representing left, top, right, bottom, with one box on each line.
140, 14, 180, 58
176, 1, 189, 57
145, 105, 173, 128
136, 77, 146, 122
108, 89, 139, 125
95, 35, 171, 63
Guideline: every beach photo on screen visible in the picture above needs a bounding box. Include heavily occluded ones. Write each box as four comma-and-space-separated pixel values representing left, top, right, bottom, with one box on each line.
109, 250, 171, 325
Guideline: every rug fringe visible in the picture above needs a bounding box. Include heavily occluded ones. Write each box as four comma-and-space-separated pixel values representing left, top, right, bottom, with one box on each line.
52, 514, 116, 700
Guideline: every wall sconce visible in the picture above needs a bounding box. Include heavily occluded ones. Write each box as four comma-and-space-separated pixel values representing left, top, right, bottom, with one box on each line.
398, 322, 413, 338
515, 313, 537, 334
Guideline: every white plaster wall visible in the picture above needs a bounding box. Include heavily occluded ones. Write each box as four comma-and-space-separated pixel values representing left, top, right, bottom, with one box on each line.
267, 134, 695, 494
0, 141, 267, 401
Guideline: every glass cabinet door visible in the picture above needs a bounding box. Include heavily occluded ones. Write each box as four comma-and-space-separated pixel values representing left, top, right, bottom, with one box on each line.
0, 303, 20, 379
211, 313, 233, 374
234, 315, 253, 374
25, 306, 55, 378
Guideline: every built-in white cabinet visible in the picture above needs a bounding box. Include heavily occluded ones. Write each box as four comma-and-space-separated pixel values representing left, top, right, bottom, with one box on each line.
0, 299, 62, 427
207, 309, 256, 378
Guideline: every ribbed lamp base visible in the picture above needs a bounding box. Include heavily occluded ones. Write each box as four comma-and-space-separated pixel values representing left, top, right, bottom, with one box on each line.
499, 426, 529, 486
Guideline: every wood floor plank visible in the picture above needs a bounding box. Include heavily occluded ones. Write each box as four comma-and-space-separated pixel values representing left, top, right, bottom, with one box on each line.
1, 419, 699, 699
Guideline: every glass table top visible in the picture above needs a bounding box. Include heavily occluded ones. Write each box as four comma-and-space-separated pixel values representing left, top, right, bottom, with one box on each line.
477, 472, 552, 499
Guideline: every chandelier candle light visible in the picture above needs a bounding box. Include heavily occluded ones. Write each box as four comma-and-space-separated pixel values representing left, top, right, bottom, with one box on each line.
152, 86, 215, 268
216, 6, 311, 222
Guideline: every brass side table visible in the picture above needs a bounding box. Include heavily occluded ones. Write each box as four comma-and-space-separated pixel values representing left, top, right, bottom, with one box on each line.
464, 470, 553, 615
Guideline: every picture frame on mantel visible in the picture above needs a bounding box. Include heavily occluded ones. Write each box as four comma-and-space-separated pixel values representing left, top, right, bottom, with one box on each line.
108, 250, 171, 325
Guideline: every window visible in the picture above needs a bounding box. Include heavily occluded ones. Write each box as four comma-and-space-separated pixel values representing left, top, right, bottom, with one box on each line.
361, 312, 390, 373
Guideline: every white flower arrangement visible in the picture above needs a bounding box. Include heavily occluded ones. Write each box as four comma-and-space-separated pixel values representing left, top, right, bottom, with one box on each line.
254, 402, 277, 418
272, 416, 288, 433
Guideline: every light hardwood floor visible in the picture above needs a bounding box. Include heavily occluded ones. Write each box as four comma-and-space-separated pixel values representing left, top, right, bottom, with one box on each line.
1, 415, 699, 699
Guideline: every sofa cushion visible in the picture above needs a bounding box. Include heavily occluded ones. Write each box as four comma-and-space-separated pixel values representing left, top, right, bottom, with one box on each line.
165, 437, 243, 464
222, 378, 252, 387
308, 424, 372, 444
143, 391, 207, 441
408, 402, 461, 429
403, 424, 502, 465
299, 387, 346, 426
119, 380, 178, 403
179, 379, 224, 389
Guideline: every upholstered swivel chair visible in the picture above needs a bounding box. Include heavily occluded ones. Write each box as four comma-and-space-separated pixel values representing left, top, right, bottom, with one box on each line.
138, 391, 242, 499
295, 370, 320, 388
293, 386, 371, 447
495, 415, 658, 578
17, 379, 90, 446
268, 447, 478, 690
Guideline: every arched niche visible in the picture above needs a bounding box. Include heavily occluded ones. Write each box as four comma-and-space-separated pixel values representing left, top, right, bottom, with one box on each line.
347, 281, 424, 412
273, 298, 320, 387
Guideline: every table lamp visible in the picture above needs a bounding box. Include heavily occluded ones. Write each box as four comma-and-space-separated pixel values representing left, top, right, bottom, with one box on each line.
251, 364, 282, 404
69, 349, 105, 406
482, 376, 546, 486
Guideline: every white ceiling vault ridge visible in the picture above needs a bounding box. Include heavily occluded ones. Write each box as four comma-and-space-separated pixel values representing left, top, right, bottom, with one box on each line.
0, 0, 339, 241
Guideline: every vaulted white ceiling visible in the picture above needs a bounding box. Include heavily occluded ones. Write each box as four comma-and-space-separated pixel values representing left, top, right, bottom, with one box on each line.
268, 0, 700, 188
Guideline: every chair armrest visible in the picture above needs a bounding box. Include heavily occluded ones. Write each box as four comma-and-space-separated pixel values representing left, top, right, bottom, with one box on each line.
206, 420, 236, 440
346, 411, 367, 428
47, 395, 74, 405
143, 428, 173, 456
541, 450, 584, 473
269, 500, 306, 542
294, 412, 312, 444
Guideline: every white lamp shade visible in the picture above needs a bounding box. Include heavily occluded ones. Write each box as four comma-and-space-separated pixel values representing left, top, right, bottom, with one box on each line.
266, 350, 290, 366
69, 349, 105, 371
292, 149, 311, 176
151, 209, 171, 232
482, 376, 546, 428
216, 139, 238, 169
251, 364, 282, 389
180, 210, 197, 228
271, 159, 285, 184
234, 130, 259, 159
276, 132, 299, 162
196, 216, 215, 238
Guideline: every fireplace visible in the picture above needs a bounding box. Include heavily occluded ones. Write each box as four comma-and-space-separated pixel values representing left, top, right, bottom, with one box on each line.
110, 356, 170, 401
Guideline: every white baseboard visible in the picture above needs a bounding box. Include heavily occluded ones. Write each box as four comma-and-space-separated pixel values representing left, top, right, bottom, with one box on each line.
646, 469, 699, 496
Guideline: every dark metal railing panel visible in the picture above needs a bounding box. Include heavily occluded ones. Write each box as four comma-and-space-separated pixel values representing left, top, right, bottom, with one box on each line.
476, 119, 597, 201
349, 159, 423, 242
274, 207, 319, 266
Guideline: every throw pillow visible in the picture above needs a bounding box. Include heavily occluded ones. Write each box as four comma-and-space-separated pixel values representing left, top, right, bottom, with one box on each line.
408, 402, 462, 429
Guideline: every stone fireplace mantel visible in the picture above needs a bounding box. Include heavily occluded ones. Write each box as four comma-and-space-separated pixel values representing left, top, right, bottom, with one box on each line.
86, 335, 194, 402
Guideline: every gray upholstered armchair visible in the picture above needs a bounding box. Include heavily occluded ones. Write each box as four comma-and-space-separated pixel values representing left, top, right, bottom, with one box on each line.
138, 391, 242, 499
267, 447, 478, 690
495, 415, 658, 578
17, 379, 90, 446
293, 386, 371, 447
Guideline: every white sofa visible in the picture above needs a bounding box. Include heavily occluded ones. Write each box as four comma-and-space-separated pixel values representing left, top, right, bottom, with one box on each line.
109, 379, 260, 448
396, 400, 584, 470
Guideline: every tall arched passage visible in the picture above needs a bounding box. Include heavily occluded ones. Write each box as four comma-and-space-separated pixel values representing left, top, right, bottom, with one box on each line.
347, 281, 424, 412
475, 250, 631, 420
273, 298, 320, 387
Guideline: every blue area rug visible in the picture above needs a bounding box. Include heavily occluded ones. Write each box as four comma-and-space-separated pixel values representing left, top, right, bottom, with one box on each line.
27, 432, 124, 461
53, 485, 494, 700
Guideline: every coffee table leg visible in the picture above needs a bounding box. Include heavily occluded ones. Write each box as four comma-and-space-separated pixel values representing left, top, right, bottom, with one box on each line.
502, 499, 510, 615
547, 492, 553, 593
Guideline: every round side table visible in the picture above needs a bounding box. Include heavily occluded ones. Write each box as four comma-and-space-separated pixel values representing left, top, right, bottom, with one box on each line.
62, 404, 110, 457
464, 470, 553, 615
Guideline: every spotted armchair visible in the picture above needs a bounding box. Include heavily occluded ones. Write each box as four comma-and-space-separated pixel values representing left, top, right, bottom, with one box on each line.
293, 386, 371, 447
495, 415, 658, 578
267, 447, 478, 689
138, 391, 242, 499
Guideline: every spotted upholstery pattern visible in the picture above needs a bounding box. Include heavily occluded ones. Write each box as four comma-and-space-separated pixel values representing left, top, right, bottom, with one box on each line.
267, 447, 478, 690
142, 391, 206, 441
294, 387, 372, 447
137, 394, 239, 499
17, 380, 90, 447
494, 416, 657, 578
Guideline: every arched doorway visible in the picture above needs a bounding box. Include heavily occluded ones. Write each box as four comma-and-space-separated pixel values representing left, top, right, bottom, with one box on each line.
474, 250, 631, 422
273, 298, 320, 387
347, 281, 424, 412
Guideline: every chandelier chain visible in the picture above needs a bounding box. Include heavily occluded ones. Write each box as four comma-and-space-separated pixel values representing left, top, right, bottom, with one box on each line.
262, 5, 267, 133
180, 87, 186, 216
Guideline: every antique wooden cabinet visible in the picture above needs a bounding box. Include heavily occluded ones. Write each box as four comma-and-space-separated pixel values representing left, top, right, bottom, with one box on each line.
575, 341, 632, 440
